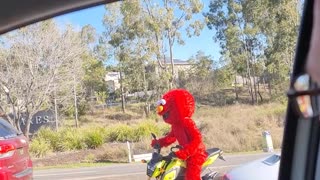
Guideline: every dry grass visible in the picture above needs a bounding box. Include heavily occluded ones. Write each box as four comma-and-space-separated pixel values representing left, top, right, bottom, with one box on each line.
36, 102, 286, 166
96, 143, 129, 163
194, 103, 286, 152
82, 102, 286, 153
32, 143, 129, 167
61, 104, 146, 127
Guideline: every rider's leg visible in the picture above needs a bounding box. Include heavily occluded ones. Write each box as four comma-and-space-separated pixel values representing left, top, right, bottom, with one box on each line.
185, 152, 206, 180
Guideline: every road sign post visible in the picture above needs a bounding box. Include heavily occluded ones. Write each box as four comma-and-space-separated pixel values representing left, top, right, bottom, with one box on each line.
262, 131, 274, 152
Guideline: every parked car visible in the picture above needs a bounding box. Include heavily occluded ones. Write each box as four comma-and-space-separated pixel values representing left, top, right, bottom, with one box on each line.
0, 118, 33, 180
221, 154, 280, 180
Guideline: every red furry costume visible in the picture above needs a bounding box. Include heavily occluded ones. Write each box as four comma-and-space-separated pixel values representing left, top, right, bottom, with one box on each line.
152, 89, 208, 180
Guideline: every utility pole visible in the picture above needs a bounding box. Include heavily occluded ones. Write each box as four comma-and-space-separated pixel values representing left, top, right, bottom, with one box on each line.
73, 74, 79, 128
54, 84, 59, 131
119, 70, 126, 113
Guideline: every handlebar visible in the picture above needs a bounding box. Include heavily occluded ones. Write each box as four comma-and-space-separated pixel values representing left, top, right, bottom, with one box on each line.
170, 145, 182, 152
151, 133, 157, 140
162, 152, 176, 161
151, 133, 161, 153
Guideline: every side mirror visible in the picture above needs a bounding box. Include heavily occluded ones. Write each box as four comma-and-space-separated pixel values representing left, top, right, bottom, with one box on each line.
287, 74, 320, 119
294, 74, 313, 118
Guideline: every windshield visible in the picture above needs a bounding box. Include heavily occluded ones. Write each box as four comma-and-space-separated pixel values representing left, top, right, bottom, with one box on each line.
0, 0, 302, 179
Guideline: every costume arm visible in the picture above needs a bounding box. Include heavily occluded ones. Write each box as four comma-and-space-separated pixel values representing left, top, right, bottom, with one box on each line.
175, 118, 202, 160
157, 129, 176, 148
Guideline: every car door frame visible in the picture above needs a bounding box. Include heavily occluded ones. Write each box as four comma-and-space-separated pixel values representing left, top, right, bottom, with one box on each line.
278, 0, 320, 179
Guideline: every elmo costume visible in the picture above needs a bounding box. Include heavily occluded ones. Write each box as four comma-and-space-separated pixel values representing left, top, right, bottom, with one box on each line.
152, 89, 207, 180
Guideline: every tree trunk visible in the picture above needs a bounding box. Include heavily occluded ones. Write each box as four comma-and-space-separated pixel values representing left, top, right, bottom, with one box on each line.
142, 62, 150, 117
248, 83, 254, 105
54, 97, 59, 131
54, 86, 59, 131
23, 113, 31, 139
234, 75, 238, 101
14, 109, 21, 132
169, 34, 174, 89
250, 55, 258, 104
253, 76, 258, 104
15, 117, 21, 132
73, 75, 79, 128
245, 59, 254, 105
119, 70, 126, 113
257, 81, 263, 102
242, 75, 245, 86
268, 81, 272, 97
262, 76, 268, 94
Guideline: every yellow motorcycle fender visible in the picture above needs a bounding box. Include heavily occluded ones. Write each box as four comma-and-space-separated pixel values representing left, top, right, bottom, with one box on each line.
152, 160, 166, 178
202, 154, 219, 168
162, 159, 186, 180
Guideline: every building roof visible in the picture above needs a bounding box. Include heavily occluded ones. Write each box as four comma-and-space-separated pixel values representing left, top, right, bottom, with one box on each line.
105, 72, 120, 81
164, 58, 190, 65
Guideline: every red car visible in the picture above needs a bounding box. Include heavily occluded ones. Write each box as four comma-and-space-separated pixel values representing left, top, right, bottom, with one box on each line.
0, 118, 33, 180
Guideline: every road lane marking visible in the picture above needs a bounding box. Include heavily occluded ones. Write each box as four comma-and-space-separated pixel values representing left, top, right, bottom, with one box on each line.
209, 164, 241, 169
36, 165, 240, 179
34, 164, 240, 178
210, 164, 239, 169
34, 170, 97, 177
53, 166, 240, 180
58, 172, 146, 180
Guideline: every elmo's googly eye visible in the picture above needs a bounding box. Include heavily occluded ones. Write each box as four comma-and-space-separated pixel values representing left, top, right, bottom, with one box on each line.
156, 99, 166, 106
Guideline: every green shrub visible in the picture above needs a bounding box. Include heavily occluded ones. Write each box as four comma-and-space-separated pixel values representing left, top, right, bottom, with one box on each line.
159, 124, 170, 135
36, 127, 61, 151
30, 138, 52, 158
106, 124, 135, 142
133, 121, 160, 141
84, 128, 104, 149
103, 121, 170, 143
59, 128, 86, 151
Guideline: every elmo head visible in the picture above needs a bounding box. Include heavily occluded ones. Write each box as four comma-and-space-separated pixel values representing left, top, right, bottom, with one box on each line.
156, 89, 195, 125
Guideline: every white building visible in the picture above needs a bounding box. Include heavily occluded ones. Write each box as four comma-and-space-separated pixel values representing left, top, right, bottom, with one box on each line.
155, 58, 193, 78
105, 72, 121, 93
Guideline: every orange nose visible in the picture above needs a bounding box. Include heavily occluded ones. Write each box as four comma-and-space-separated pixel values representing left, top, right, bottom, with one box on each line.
157, 105, 164, 113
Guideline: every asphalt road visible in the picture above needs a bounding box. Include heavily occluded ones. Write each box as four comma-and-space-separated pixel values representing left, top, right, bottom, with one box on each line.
34, 152, 276, 180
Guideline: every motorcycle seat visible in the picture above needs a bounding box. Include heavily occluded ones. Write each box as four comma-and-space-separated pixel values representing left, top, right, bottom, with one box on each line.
206, 148, 221, 157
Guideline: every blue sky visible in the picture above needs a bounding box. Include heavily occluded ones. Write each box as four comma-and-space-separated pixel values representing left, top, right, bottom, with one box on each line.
55, 1, 221, 63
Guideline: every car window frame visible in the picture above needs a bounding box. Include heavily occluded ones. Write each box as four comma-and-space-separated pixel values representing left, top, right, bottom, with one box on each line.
0, 0, 317, 179
278, 0, 320, 179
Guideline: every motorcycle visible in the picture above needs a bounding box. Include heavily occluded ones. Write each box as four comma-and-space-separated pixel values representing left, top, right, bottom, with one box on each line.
142, 133, 225, 180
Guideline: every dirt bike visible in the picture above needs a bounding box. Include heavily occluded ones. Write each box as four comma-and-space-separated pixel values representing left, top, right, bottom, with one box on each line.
142, 133, 225, 180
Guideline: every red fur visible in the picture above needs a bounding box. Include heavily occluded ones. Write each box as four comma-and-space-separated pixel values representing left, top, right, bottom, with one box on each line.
155, 89, 208, 180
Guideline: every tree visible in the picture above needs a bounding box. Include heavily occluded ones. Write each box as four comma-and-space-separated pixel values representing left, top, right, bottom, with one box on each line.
102, 0, 160, 115
143, 0, 205, 88
184, 51, 214, 97
189, 51, 213, 79
205, 0, 256, 104
82, 54, 107, 99
205, 0, 300, 103
100, 0, 207, 116
245, 0, 300, 99
0, 20, 86, 136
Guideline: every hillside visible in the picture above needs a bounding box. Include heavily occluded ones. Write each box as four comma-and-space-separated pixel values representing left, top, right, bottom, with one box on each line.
31, 101, 286, 167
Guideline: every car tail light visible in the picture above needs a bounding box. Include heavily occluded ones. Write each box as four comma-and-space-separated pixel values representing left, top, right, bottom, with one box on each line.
0, 144, 15, 158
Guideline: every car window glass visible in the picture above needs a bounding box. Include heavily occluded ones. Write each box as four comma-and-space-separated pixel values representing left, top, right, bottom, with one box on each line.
0, 0, 304, 179
0, 118, 19, 139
